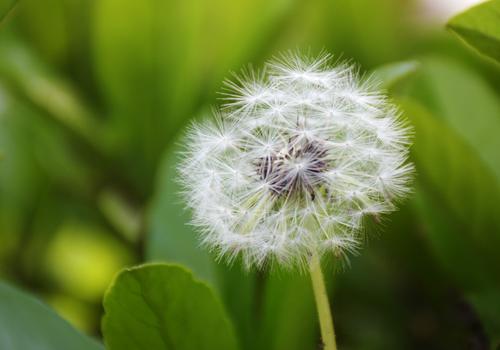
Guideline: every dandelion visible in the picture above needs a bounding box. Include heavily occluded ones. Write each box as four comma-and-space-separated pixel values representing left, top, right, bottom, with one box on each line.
179, 51, 413, 350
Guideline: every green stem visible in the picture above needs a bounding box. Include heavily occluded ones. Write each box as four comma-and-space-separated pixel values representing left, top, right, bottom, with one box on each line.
309, 252, 337, 350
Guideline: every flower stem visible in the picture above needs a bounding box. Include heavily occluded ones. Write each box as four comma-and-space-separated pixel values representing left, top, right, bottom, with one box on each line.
309, 252, 337, 350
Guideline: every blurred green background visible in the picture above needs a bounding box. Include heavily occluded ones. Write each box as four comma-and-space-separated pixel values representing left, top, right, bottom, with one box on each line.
1, 0, 499, 349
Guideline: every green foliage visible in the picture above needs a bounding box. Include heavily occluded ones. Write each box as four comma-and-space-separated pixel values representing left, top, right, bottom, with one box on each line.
102, 264, 239, 350
0, 280, 102, 350
370, 60, 420, 90
392, 55, 500, 347
401, 57, 500, 180
256, 273, 318, 350
92, 0, 295, 194
146, 143, 217, 284
1, 0, 500, 349
447, 0, 500, 63
0, 0, 16, 23
400, 99, 500, 344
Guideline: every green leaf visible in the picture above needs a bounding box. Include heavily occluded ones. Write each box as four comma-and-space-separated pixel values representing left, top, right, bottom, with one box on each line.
414, 185, 500, 346
221, 267, 263, 350
11, 0, 72, 64
447, 0, 500, 63
256, 272, 318, 350
370, 60, 420, 90
398, 99, 500, 342
146, 142, 217, 285
394, 61, 500, 343
102, 263, 239, 350
0, 0, 16, 23
0, 82, 98, 268
403, 97, 500, 284
0, 34, 107, 158
399, 57, 500, 181
12, 0, 98, 107
0, 279, 103, 350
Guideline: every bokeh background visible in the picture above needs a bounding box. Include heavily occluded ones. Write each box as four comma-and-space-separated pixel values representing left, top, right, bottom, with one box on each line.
1, 0, 499, 349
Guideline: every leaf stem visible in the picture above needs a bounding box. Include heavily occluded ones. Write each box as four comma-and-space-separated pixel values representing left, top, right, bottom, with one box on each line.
309, 252, 337, 350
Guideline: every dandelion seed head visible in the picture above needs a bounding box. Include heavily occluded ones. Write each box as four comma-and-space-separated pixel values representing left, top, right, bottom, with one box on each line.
179, 51, 414, 269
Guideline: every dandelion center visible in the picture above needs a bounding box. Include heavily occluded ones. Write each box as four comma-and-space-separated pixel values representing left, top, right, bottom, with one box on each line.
256, 136, 328, 198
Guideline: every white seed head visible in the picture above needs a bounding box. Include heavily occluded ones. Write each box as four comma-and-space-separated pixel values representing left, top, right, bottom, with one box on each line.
179, 52, 414, 269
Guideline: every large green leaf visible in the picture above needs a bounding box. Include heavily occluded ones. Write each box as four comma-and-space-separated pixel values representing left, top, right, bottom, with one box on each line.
102, 263, 239, 350
146, 142, 217, 285
0, 279, 103, 350
399, 99, 500, 343
214, 263, 258, 350
447, 0, 500, 63
413, 186, 500, 346
400, 57, 500, 182
256, 272, 318, 350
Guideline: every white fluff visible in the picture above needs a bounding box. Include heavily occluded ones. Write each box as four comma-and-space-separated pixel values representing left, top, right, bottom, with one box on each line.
179, 52, 413, 269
